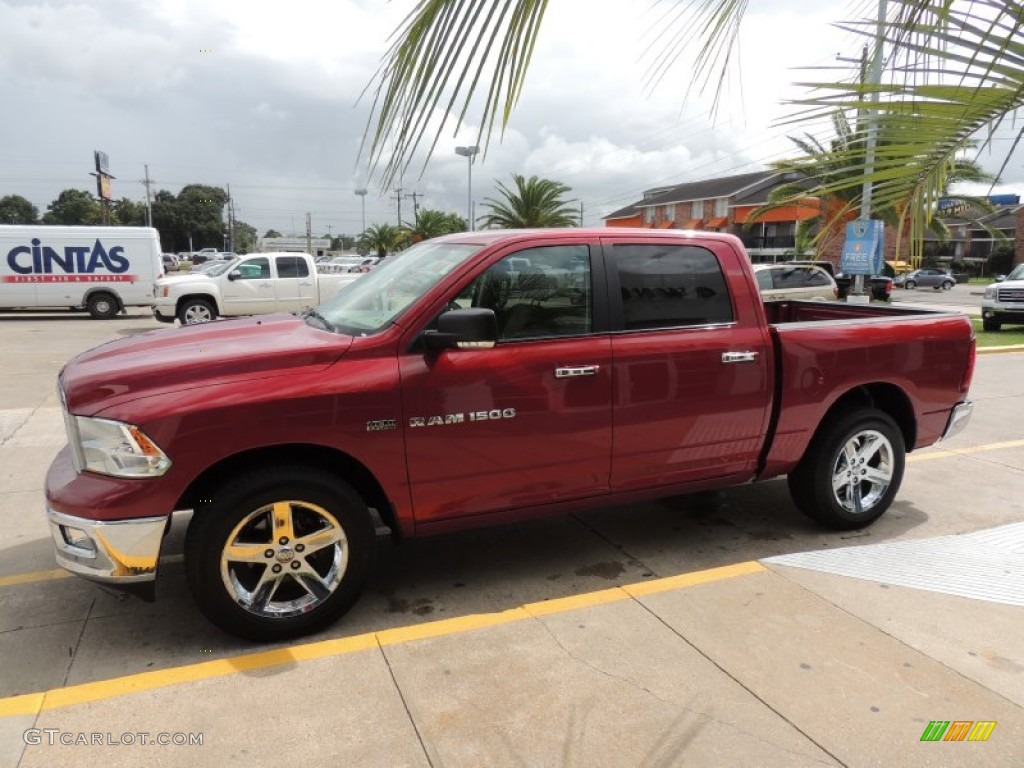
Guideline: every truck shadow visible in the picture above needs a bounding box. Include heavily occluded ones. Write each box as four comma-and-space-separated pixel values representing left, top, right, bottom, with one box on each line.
0, 480, 930, 696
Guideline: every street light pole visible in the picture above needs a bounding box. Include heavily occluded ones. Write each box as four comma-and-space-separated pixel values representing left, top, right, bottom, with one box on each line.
354, 188, 367, 234
455, 145, 479, 230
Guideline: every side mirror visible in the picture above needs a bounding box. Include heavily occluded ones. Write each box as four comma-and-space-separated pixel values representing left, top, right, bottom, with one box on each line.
424, 308, 497, 350
995, 274, 1006, 282
227, 270, 240, 281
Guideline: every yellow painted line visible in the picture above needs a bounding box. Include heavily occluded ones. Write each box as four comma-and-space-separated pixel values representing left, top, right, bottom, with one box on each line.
624, 560, 766, 597
909, 438, 1024, 463
0, 568, 72, 588
0, 561, 764, 718
0, 554, 183, 590
976, 344, 1024, 355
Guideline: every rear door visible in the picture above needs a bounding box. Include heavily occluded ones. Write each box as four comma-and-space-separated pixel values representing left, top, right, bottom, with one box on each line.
602, 236, 773, 491
400, 238, 614, 525
274, 255, 316, 311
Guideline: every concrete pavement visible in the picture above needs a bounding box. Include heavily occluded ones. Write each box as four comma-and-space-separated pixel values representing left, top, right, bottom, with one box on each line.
1, 307, 1022, 766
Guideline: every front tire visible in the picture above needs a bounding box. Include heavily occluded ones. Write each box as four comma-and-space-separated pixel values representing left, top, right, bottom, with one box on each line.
86, 292, 119, 319
787, 408, 905, 530
904, 280, 916, 289
177, 298, 217, 325
940, 280, 954, 291
185, 467, 375, 641
982, 317, 1001, 332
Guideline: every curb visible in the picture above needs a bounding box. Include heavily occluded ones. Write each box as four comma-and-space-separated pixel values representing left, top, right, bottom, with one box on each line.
977, 344, 1024, 355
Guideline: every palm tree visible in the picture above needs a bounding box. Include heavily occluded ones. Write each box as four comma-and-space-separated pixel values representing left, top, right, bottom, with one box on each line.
404, 208, 466, 242
748, 111, 996, 262
479, 174, 579, 228
358, 223, 404, 258
363, 1, 1024, 255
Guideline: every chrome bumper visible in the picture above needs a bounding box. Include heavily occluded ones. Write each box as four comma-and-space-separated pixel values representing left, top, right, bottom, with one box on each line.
47, 508, 168, 585
939, 400, 973, 442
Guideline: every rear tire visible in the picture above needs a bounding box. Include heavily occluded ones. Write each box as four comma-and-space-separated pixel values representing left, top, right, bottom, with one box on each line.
982, 317, 1001, 332
185, 466, 375, 641
941, 280, 954, 291
86, 292, 119, 319
904, 280, 916, 289
787, 408, 905, 530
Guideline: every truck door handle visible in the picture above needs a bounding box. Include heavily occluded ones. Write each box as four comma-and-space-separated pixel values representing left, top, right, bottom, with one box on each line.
555, 365, 600, 378
722, 351, 759, 364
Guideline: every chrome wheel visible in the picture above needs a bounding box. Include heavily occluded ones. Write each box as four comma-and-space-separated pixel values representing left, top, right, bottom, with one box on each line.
830, 429, 894, 515
220, 500, 349, 619
181, 302, 215, 324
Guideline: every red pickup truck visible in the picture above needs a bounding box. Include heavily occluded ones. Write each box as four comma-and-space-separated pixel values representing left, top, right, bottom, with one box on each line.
45, 229, 975, 640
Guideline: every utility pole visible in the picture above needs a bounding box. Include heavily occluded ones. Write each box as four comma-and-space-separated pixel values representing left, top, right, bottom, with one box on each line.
391, 187, 404, 227
306, 212, 312, 256
226, 184, 236, 251
405, 191, 422, 224
140, 165, 154, 227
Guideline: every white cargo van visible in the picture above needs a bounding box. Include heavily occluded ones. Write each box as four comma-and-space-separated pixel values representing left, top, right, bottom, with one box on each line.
0, 225, 163, 319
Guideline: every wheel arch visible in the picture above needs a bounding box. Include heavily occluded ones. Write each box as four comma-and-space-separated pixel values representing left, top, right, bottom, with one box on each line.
82, 287, 123, 311
817, 383, 916, 452
178, 443, 401, 539
175, 293, 220, 316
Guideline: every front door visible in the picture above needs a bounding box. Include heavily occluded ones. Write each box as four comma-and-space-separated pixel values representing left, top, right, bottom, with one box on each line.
221, 256, 275, 314
400, 242, 613, 525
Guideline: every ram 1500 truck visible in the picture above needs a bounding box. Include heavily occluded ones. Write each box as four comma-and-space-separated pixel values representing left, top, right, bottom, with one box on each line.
46, 229, 975, 640
152, 251, 360, 324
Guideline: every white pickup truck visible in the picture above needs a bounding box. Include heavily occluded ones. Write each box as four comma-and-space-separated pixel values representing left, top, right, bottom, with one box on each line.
982, 262, 1024, 331
153, 251, 360, 324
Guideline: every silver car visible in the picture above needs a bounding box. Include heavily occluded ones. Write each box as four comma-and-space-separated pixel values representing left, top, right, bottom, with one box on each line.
895, 268, 955, 290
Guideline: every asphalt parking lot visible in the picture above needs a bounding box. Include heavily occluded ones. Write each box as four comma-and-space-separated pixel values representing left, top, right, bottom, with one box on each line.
0, 306, 1022, 766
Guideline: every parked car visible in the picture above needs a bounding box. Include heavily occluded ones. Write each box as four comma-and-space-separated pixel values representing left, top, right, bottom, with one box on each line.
320, 255, 380, 274
894, 268, 955, 290
46, 229, 975, 640
161, 253, 180, 271
753, 263, 838, 302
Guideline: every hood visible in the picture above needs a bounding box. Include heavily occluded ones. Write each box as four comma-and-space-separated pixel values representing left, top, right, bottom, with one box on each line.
61, 314, 353, 414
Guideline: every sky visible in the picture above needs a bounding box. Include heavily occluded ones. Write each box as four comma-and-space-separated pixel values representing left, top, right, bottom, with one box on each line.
1, 0, 1021, 239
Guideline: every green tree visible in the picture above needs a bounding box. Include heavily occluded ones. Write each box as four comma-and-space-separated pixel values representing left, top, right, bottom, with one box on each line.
42, 189, 101, 225
112, 197, 147, 226
749, 112, 995, 262
479, 174, 578, 229
264, 229, 283, 238
405, 208, 466, 241
233, 221, 258, 253
358, 223, 405, 258
0, 194, 39, 224
364, 1, 1024, 256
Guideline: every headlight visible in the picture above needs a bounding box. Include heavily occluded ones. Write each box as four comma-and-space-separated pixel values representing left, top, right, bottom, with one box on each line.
71, 417, 172, 478
983, 286, 996, 300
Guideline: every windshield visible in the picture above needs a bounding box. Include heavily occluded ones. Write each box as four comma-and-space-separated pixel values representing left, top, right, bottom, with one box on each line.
204, 259, 238, 276
314, 240, 484, 335
1004, 263, 1024, 281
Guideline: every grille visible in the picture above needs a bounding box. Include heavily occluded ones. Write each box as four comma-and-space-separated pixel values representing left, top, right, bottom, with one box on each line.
997, 287, 1024, 303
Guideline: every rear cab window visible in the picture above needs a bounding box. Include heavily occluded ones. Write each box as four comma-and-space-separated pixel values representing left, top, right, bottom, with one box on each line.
607, 243, 734, 330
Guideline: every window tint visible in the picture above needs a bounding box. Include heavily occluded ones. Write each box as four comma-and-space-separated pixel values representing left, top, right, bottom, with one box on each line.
452, 245, 592, 340
772, 267, 812, 289
277, 256, 309, 278
803, 268, 831, 287
755, 270, 773, 290
234, 257, 270, 280
612, 244, 733, 329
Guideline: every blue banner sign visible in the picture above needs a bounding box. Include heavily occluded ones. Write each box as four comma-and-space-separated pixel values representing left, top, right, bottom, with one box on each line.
840, 220, 884, 276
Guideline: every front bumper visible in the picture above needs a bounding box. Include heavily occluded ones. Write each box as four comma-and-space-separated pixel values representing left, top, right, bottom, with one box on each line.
47, 507, 168, 598
939, 400, 973, 442
152, 304, 175, 323
981, 302, 1024, 323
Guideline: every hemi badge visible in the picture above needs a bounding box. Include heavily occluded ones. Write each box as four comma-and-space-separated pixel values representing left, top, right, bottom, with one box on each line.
366, 419, 397, 432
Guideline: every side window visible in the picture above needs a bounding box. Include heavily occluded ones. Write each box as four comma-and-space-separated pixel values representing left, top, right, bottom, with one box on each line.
773, 268, 810, 289
277, 256, 309, 278
755, 270, 773, 290
235, 257, 270, 280
612, 244, 733, 330
804, 268, 831, 287
452, 245, 592, 340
